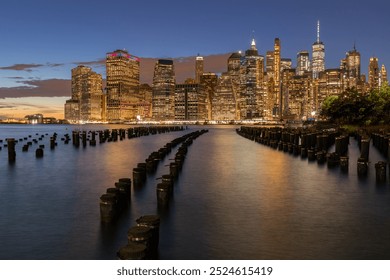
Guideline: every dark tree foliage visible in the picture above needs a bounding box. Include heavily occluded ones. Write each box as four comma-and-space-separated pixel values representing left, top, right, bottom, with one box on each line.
321, 84, 390, 125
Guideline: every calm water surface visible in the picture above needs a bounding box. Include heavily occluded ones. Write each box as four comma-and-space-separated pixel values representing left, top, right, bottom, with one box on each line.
0, 124, 389, 259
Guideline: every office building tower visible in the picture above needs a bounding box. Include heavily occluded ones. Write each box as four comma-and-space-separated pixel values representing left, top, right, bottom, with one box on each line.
200, 73, 218, 120
212, 73, 236, 121
174, 83, 207, 120
137, 84, 153, 120
106, 49, 140, 121
195, 55, 204, 83
65, 65, 103, 122
152, 59, 176, 120
281, 58, 292, 72
368, 57, 379, 90
240, 38, 263, 119
227, 51, 246, 119
266, 51, 275, 77
312, 21, 325, 79
281, 69, 312, 120
64, 100, 80, 122
346, 46, 361, 79
379, 64, 388, 87
340, 46, 362, 89
296, 51, 311, 76
315, 69, 343, 112
228, 51, 242, 74
274, 38, 281, 117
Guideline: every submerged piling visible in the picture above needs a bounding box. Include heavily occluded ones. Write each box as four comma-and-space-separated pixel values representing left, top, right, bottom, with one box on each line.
375, 161, 387, 183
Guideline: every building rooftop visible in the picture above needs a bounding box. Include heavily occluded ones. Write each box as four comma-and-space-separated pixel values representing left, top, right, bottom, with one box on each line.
158, 59, 174, 65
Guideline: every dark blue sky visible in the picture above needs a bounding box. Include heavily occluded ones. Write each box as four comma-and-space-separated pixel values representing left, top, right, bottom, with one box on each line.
0, 0, 389, 118
1, 0, 389, 66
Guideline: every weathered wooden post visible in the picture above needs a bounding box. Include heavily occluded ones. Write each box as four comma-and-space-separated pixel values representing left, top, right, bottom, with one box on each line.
360, 138, 370, 162
133, 166, 146, 188
7, 138, 16, 162
35, 148, 44, 158
127, 226, 153, 258
156, 183, 170, 205
340, 156, 349, 173
170, 162, 179, 178
117, 242, 147, 260
50, 137, 56, 149
357, 157, 368, 177
136, 215, 160, 256
115, 178, 131, 200
99, 193, 117, 222
375, 161, 387, 183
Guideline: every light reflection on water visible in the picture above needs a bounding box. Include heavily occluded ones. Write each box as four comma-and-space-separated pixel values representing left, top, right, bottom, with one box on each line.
0, 124, 390, 259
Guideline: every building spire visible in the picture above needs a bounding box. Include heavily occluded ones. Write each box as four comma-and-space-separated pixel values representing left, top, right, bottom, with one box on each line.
317, 20, 320, 43
251, 38, 257, 50
250, 30, 257, 50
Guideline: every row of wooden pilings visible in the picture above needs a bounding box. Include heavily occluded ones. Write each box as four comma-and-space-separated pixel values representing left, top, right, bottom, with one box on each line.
113, 129, 209, 259
71, 126, 184, 147
1, 133, 59, 162
155, 130, 209, 207
99, 128, 196, 223
117, 215, 161, 260
1, 126, 184, 162
236, 126, 388, 183
368, 131, 390, 183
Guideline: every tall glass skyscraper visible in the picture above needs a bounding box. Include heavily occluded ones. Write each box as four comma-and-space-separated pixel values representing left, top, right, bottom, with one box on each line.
296, 51, 310, 76
152, 59, 176, 120
195, 55, 204, 83
65, 65, 103, 122
105, 49, 140, 121
312, 21, 325, 79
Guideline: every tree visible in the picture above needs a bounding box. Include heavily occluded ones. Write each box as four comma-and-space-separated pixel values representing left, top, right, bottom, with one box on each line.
320, 88, 379, 125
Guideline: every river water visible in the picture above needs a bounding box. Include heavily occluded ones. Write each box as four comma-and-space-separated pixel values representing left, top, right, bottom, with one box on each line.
0, 124, 389, 260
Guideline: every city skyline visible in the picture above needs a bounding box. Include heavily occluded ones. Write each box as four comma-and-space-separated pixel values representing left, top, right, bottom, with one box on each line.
0, 0, 389, 119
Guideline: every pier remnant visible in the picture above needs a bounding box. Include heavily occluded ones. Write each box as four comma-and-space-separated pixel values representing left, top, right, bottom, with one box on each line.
7, 138, 16, 162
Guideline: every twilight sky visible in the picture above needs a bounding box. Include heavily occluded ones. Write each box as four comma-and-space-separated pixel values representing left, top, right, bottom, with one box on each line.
0, 0, 389, 119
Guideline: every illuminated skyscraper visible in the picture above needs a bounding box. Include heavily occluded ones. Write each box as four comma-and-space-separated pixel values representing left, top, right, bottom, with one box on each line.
152, 59, 176, 120
265, 51, 274, 76
65, 65, 103, 122
195, 55, 204, 83
296, 51, 310, 76
380, 64, 388, 87
274, 38, 281, 117
212, 73, 236, 121
346, 46, 361, 79
316, 69, 343, 111
368, 57, 379, 90
281, 69, 312, 120
240, 38, 263, 119
281, 58, 292, 72
106, 49, 140, 121
340, 46, 362, 90
312, 21, 325, 79
228, 52, 242, 74
174, 83, 207, 120
200, 73, 218, 120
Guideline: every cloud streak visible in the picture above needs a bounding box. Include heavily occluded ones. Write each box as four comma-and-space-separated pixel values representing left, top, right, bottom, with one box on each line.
0, 79, 71, 98
0, 63, 64, 72
0, 63, 44, 72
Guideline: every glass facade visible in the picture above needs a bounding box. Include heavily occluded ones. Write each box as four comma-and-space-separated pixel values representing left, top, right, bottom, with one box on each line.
106, 49, 140, 121
152, 59, 176, 120
64, 65, 103, 122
